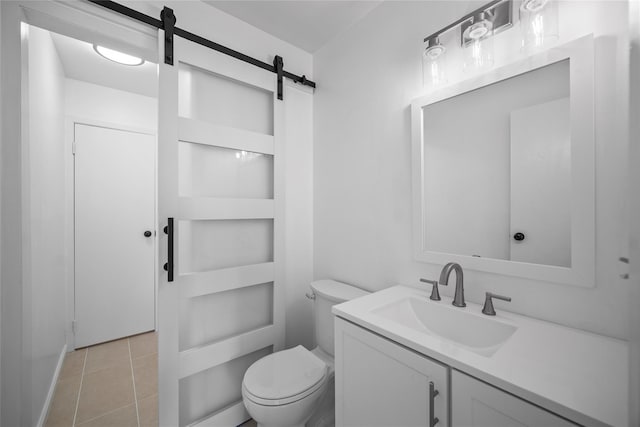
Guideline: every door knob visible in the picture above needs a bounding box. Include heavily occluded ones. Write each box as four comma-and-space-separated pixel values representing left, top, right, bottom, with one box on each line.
513, 232, 525, 241
144, 230, 152, 238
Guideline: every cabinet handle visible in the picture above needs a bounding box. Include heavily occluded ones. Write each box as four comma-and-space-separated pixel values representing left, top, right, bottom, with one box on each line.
429, 381, 439, 426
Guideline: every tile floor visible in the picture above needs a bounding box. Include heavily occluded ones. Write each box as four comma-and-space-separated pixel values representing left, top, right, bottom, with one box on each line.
45, 331, 259, 427
45, 332, 158, 427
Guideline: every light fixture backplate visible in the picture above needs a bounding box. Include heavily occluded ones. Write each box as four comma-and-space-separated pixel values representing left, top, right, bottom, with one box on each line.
461, 0, 513, 46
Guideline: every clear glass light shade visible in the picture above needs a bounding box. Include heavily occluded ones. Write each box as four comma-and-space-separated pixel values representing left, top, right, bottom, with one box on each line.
422, 41, 447, 88
520, 0, 559, 52
463, 36, 494, 73
462, 12, 494, 74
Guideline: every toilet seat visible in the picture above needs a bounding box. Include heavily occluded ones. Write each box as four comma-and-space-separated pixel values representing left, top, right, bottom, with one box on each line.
243, 345, 328, 406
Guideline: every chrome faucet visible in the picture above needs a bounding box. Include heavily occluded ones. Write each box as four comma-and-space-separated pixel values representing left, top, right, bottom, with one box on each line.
439, 262, 466, 307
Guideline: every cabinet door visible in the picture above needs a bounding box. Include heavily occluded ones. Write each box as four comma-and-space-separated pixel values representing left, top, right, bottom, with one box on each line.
452, 371, 576, 427
335, 318, 448, 427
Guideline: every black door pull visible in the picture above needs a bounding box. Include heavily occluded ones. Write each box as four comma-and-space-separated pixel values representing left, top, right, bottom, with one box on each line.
165, 218, 174, 282
144, 230, 152, 237
513, 232, 525, 241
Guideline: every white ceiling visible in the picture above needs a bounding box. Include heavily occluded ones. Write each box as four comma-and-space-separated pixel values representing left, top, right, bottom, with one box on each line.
204, 0, 383, 53
49, 1, 382, 94
50, 32, 158, 98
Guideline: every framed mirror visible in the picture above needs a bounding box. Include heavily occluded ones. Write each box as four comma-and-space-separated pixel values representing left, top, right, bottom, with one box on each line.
411, 36, 595, 287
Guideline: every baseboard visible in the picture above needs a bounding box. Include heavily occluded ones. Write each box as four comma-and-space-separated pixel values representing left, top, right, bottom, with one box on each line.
37, 344, 68, 427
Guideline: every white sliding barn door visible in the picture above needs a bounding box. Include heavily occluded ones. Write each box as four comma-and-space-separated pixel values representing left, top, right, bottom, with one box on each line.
157, 33, 285, 426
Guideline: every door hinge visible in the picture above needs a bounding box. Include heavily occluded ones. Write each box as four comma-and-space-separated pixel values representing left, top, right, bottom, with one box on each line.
71, 320, 77, 333
72, 141, 76, 155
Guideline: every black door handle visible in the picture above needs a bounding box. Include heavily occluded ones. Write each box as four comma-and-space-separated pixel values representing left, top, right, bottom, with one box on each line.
144, 230, 152, 238
513, 232, 525, 241
164, 218, 174, 282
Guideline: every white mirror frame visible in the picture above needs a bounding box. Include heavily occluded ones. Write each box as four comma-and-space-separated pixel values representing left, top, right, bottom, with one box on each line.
411, 35, 595, 287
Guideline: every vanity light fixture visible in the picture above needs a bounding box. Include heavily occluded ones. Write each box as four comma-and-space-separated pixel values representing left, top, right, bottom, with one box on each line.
93, 44, 145, 66
422, 36, 448, 87
520, 0, 559, 51
462, 11, 495, 73
461, 11, 493, 45
421, 0, 514, 85
424, 37, 446, 60
420, 0, 562, 87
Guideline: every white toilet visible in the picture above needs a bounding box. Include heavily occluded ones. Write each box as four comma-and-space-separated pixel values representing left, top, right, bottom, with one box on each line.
242, 279, 368, 427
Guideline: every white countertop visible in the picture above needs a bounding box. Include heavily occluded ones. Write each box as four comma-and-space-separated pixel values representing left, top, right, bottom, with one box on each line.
332, 285, 628, 427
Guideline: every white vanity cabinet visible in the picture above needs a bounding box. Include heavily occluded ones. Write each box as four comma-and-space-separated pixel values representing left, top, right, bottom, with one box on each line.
452, 371, 576, 427
336, 317, 579, 427
333, 286, 628, 427
335, 318, 448, 427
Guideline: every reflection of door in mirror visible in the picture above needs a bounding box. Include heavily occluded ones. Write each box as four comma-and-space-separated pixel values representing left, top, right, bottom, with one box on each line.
510, 98, 571, 267
422, 59, 570, 267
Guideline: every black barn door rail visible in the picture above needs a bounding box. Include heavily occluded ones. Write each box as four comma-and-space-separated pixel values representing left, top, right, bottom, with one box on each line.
87, 0, 316, 99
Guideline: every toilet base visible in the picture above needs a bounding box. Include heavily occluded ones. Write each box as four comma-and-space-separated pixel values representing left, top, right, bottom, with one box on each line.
306, 375, 335, 427
242, 377, 327, 427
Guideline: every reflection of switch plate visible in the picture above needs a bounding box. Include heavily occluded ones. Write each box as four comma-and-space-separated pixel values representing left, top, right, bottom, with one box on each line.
461, 1, 514, 47
620, 256, 630, 279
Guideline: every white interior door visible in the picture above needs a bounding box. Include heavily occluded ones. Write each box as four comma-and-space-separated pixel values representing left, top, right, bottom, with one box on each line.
74, 123, 156, 348
158, 33, 285, 427
510, 97, 571, 267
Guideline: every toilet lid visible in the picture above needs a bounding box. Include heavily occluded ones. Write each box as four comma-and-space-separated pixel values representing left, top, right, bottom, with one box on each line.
243, 345, 327, 402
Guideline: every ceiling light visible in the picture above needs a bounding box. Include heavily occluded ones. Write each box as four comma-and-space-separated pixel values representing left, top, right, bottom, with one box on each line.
93, 45, 144, 66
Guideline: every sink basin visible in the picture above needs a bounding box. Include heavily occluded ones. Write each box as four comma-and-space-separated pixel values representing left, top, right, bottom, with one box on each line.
372, 297, 517, 356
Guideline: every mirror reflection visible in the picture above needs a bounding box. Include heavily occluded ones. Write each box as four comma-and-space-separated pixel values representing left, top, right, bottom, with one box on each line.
422, 59, 570, 267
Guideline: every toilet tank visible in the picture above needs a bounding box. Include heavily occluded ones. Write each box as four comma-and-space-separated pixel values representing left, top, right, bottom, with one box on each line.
310, 280, 369, 356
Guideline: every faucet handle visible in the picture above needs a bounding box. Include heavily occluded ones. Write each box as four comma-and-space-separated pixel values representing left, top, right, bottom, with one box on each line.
482, 292, 512, 316
420, 278, 444, 301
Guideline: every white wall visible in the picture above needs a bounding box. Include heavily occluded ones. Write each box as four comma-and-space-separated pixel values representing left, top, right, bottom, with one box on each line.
66, 79, 157, 130
1, 3, 23, 424
314, 1, 630, 339
25, 25, 67, 426
284, 82, 314, 349
628, 2, 640, 423
0, 1, 3, 420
